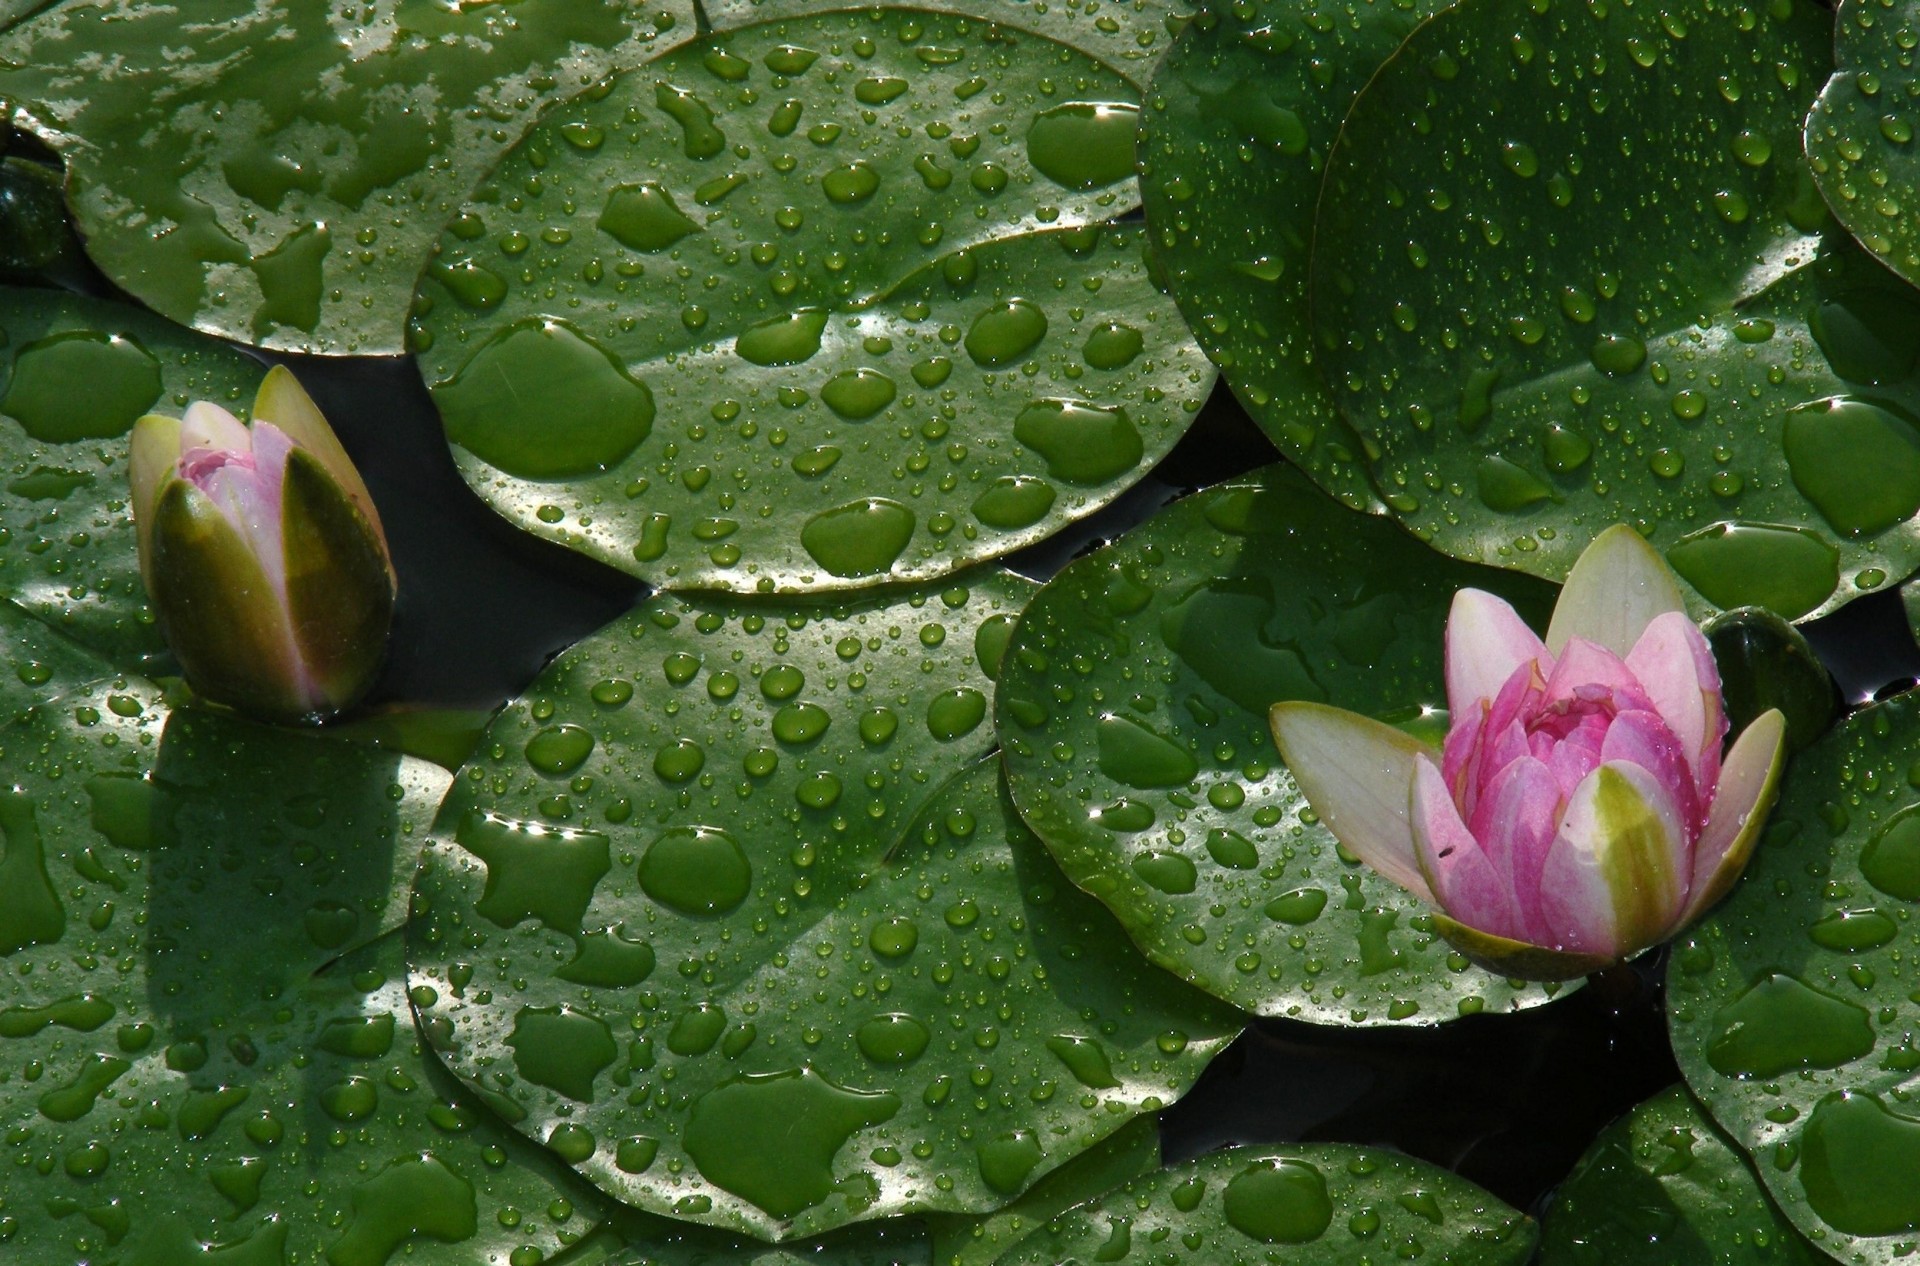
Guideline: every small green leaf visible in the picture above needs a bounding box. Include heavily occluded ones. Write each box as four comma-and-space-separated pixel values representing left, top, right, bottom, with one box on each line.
0, 287, 261, 667
997, 462, 1571, 1024
1670, 691, 1920, 1262
0, 0, 696, 352
990, 1143, 1537, 1266
412, 9, 1212, 592
406, 576, 1241, 1240
1540, 1086, 1822, 1266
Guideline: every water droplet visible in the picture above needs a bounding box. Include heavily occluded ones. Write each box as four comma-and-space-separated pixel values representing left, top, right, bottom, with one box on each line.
1044, 1035, 1120, 1088
656, 82, 726, 159
1082, 321, 1144, 369
1783, 397, 1920, 537
682, 1068, 900, 1216
2, 331, 161, 442
964, 299, 1049, 367
823, 161, 881, 204
1223, 1158, 1333, 1243
736, 308, 828, 366
820, 368, 897, 419
1589, 332, 1647, 375
1026, 102, 1141, 189
638, 826, 751, 916
506, 1006, 616, 1102
525, 724, 595, 776
1799, 1092, 1920, 1236
801, 498, 915, 577
925, 688, 987, 740
971, 476, 1057, 528
456, 812, 611, 936
1665, 522, 1838, 619
1013, 399, 1143, 485
855, 1013, 931, 1064
1264, 888, 1328, 924
868, 915, 918, 958
1098, 714, 1197, 788
1706, 972, 1875, 1077
1132, 850, 1198, 894
598, 183, 702, 251
977, 1129, 1045, 1194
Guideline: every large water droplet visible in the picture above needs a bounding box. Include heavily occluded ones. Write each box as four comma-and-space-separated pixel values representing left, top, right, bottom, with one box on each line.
801, 498, 915, 577
964, 299, 1049, 367
735, 308, 828, 366
1013, 399, 1143, 485
1783, 397, 1920, 537
682, 1069, 900, 1216
598, 183, 702, 251
820, 368, 897, 419
1222, 1159, 1333, 1243
1026, 102, 1141, 189
1665, 522, 1838, 619
2, 331, 161, 442
1706, 971, 1875, 1077
638, 826, 751, 916
506, 1005, 617, 1102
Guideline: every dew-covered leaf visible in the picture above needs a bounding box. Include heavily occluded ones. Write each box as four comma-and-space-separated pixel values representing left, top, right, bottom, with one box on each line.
0, 157, 87, 289
0, 679, 634, 1266
613, 1220, 932, 1266
1668, 691, 1920, 1263
1305, 0, 1918, 621
703, 0, 1191, 87
0, 595, 114, 720
1540, 1085, 1823, 1266
997, 462, 1570, 1024
0, 286, 263, 667
406, 575, 1241, 1241
1808, 0, 1920, 291
0, 0, 696, 354
988, 1142, 1537, 1266
1138, 0, 1454, 511
412, 8, 1211, 592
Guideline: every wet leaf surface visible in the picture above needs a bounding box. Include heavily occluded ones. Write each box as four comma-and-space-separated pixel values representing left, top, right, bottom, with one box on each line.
1305, 0, 1915, 620
1138, 0, 1452, 511
1808, 0, 1920, 291
1540, 1085, 1822, 1266
1669, 691, 1920, 1263
407, 576, 1240, 1240
996, 462, 1569, 1024
0, 677, 645, 1266
412, 8, 1211, 592
0, 0, 695, 353
0, 286, 263, 667
0, 595, 113, 721
988, 1142, 1536, 1266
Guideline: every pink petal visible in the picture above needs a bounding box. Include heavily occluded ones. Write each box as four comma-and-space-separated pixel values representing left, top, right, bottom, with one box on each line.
1681, 710, 1788, 924
1536, 761, 1689, 957
1600, 708, 1703, 838
1541, 637, 1651, 712
1625, 610, 1726, 800
1546, 524, 1688, 659
1462, 754, 1563, 945
1412, 756, 1522, 940
1445, 589, 1549, 713
1271, 702, 1436, 904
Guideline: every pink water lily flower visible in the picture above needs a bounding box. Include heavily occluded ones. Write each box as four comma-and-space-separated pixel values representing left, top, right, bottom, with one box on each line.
1270, 526, 1788, 981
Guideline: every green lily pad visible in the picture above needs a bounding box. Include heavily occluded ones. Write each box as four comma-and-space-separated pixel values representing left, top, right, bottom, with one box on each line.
614, 1221, 932, 1265
1304, 0, 1917, 621
0, 678, 639, 1266
406, 575, 1241, 1240
0, 286, 263, 667
997, 462, 1570, 1024
1137, 0, 1454, 512
1668, 691, 1920, 1263
1808, 0, 1920, 291
412, 8, 1211, 592
1540, 1085, 1822, 1266
0, 157, 87, 288
0, 595, 113, 720
0, 0, 695, 354
989, 1143, 1537, 1266
702, 0, 1190, 88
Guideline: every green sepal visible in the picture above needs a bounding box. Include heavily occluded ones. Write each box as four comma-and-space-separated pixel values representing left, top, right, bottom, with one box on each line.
280, 446, 394, 710
148, 477, 305, 719
1432, 914, 1617, 983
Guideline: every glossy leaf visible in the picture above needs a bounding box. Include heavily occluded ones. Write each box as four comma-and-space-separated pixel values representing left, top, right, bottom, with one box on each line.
704, 0, 1190, 88
1808, 0, 1920, 290
0, 678, 638, 1266
1138, 0, 1453, 511
0, 0, 695, 353
0, 286, 264, 667
1540, 1086, 1822, 1266
406, 576, 1241, 1240
1702, 606, 1838, 754
1669, 691, 1920, 1263
614, 1221, 932, 1265
1305, 0, 1920, 621
413, 8, 1211, 592
989, 1143, 1537, 1266
996, 462, 1571, 1024
0, 156, 87, 288
0, 595, 112, 720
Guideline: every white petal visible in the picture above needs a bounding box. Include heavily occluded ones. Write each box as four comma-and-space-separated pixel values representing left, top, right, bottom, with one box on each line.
1445, 588, 1549, 711
1681, 709, 1788, 924
179, 400, 250, 454
1271, 702, 1435, 903
1546, 524, 1688, 658
128, 413, 183, 593
1537, 761, 1688, 957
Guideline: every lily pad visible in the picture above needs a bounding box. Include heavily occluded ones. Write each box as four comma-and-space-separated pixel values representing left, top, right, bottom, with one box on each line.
989, 1143, 1537, 1266
1807, 0, 1920, 291
0, 286, 263, 667
1668, 691, 1920, 1263
412, 7, 1212, 592
406, 575, 1241, 1240
0, 595, 112, 720
1304, 0, 1916, 621
702, 0, 1190, 88
0, 0, 695, 353
1540, 1085, 1821, 1266
0, 677, 639, 1266
1137, 0, 1453, 511
615, 1221, 932, 1265
996, 462, 1566, 1024
0, 156, 87, 288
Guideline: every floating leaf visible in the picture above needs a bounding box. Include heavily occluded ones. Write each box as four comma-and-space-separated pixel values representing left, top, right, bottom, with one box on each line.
1669, 691, 1920, 1263
0, 678, 637, 1266
0, 156, 86, 288
614, 1220, 932, 1265
0, 286, 263, 666
704, 0, 1189, 88
1138, 0, 1452, 510
990, 1143, 1537, 1266
1540, 1085, 1822, 1266
407, 576, 1240, 1240
0, 595, 112, 719
412, 8, 1210, 592
1304, 0, 1912, 620
1808, 0, 1920, 290
0, 0, 695, 353
997, 462, 1569, 1024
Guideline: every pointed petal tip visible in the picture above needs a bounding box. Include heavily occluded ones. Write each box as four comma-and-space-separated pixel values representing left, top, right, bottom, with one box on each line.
1271, 701, 1435, 903
1681, 708, 1788, 924
1547, 523, 1688, 658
